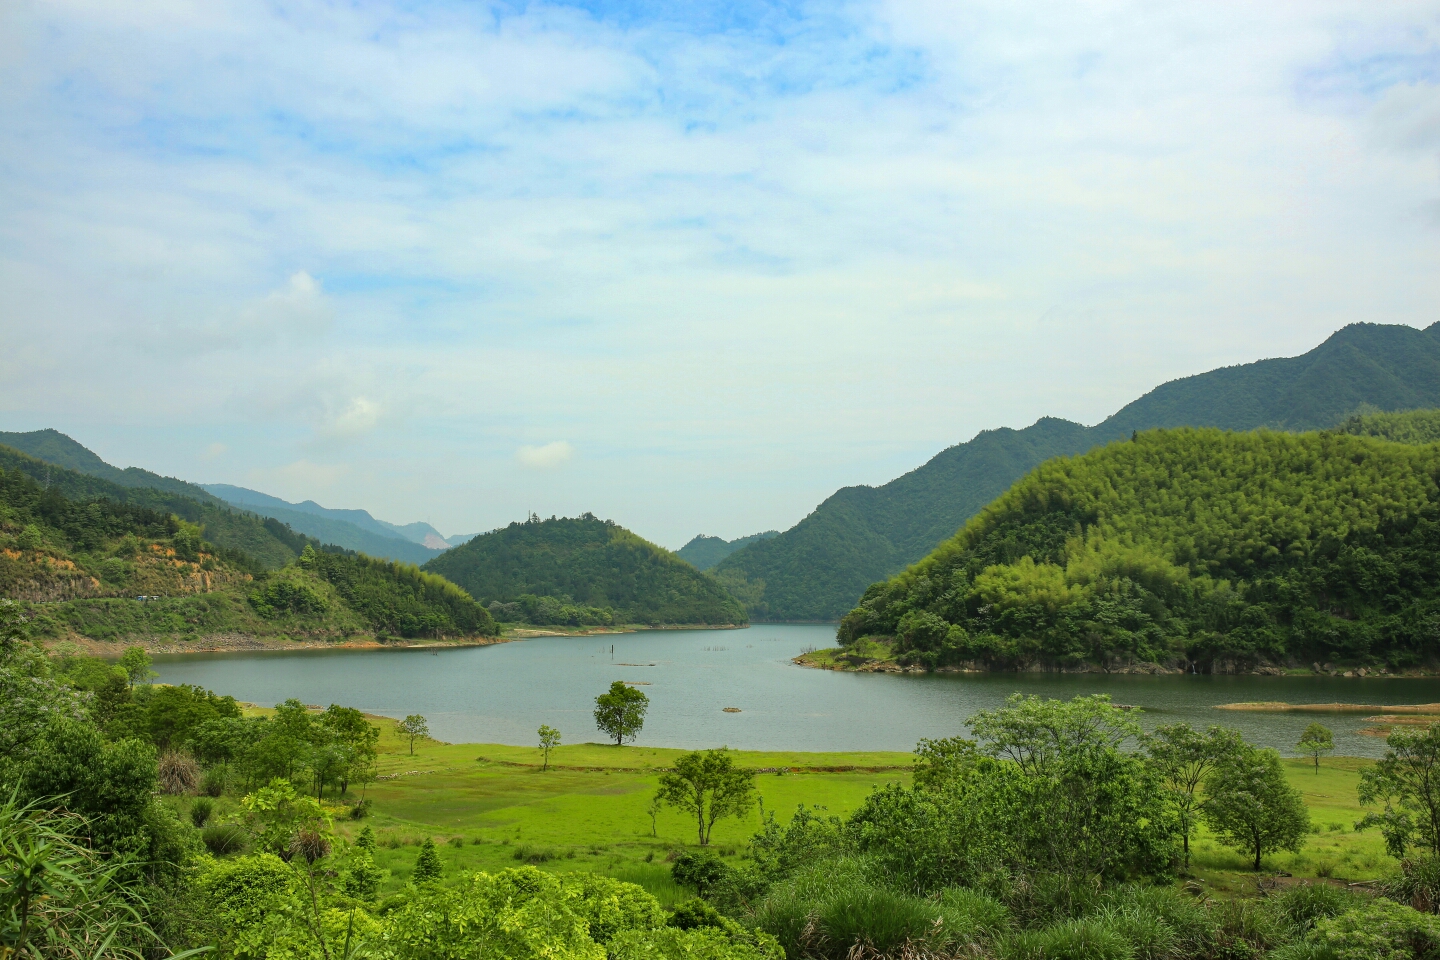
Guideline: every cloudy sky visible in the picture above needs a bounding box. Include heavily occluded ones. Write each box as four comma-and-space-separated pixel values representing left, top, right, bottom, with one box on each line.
2, 1, 1438, 549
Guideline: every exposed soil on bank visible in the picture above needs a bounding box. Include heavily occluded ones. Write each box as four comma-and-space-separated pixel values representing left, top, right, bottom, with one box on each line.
45, 632, 514, 658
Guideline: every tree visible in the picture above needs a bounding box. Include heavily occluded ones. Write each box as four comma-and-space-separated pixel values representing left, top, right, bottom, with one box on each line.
241, 777, 331, 861
1298, 723, 1335, 775
399, 715, 428, 756
594, 682, 648, 746
1204, 745, 1309, 870
537, 724, 561, 772
1146, 723, 1245, 869
1358, 722, 1440, 858
655, 749, 756, 846
320, 705, 379, 795
118, 647, 155, 690
413, 837, 442, 883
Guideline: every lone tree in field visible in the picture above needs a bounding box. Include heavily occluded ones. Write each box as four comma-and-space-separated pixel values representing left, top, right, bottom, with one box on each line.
1204, 745, 1309, 871
1145, 723, 1245, 869
594, 681, 648, 746
413, 837, 442, 883
1297, 723, 1334, 774
655, 748, 756, 846
538, 724, 561, 771
399, 715, 429, 756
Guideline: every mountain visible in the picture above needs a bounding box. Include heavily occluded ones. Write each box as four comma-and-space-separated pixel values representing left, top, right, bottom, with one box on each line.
675, 530, 779, 571
0, 429, 227, 504
715, 321, 1440, 622
1, 460, 494, 643
0, 442, 316, 569
424, 514, 748, 626
202, 484, 445, 565
838, 427, 1440, 671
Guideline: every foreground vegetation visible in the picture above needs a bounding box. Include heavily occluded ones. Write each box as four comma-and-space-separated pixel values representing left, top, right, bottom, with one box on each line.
13, 597, 1440, 960
841, 426, 1440, 673
426, 514, 749, 627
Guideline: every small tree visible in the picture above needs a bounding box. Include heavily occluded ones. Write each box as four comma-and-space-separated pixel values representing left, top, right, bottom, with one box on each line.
1297, 723, 1334, 775
399, 715, 429, 756
1358, 722, 1440, 857
413, 837, 442, 883
1146, 723, 1245, 869
538, 724, 561, 772
119, 646, 155, 689
594, 681, 648, 746
655, 749, 757, 846
1204, 745, 1309, 870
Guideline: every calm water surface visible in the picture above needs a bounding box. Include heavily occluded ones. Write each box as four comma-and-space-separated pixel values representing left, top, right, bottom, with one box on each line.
153, 625, 1440, 757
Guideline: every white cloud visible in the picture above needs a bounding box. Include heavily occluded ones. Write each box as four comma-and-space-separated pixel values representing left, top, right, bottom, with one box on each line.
1, 1, 1438, 543
516, 441, 574, 470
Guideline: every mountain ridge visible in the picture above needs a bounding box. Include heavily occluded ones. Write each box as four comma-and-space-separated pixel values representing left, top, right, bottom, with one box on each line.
715, 321, 1440, 622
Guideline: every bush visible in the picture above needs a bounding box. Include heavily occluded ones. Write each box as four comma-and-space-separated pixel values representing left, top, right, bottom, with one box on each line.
158, 751, 202, 795
672, 851, 730, 895
513, 844, 557, 864
936, 886, 1011, 939
190, 797, 214, 829
1101, 885, 1216, 956
413, 837, 443, 882
1275, 883, 1365, 932
202, 767, 227, 797
202, 822, 247, 856
1000, 918, 1136, 960
349, 799, 370, 819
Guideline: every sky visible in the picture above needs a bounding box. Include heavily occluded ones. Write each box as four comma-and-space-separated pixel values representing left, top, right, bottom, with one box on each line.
2, 1, 1439, 550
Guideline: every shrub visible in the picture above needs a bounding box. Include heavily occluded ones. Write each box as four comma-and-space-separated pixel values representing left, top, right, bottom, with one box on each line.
158, 751, 202, 795
355, 826, 376, 851
448, 836, 465, 848
513, 844, 557, 864
414, 838, 443, 882
672, 851, 730, 895
202, 822, 247, 856
1308, 899, 1440, 960
1101, 885, 1216, 956
936, 886, 1011, 939
349, 799, 370, 819
190, 797, 214, 829
1275, 883, 1365, 932
202, 767, 227, 797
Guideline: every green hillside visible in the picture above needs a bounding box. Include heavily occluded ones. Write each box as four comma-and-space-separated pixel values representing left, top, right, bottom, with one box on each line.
424, 514, 747, 626
0, 442, 314, 569
1335, 407, 1440, 445
675, 530, 778, 570
838, 427, 1440, 671
1, 459, 494, 644
0, 428, 224, 503
716, 321, 1440, 622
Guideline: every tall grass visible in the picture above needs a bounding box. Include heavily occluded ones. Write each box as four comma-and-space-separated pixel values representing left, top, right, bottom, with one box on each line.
604, 863, 689, 908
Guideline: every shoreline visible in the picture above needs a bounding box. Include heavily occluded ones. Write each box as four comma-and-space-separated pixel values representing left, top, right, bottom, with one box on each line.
793, 646, 1440, 679
45, 621, 752, 658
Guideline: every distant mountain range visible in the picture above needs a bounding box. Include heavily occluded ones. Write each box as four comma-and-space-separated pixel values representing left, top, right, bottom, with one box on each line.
675, 531, 779, 571
714, 321, 1440, 622
201, 484, 463, 565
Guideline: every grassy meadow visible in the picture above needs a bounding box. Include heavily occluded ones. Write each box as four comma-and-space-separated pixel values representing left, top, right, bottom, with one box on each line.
191, 705, 1396, 904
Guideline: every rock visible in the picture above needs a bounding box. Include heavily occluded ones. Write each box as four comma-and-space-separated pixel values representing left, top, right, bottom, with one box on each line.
1312, 662, 1322, 673
1343, 670, 1356, 678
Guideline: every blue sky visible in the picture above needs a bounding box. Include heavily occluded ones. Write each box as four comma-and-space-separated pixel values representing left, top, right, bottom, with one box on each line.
2, 0, 1439, 548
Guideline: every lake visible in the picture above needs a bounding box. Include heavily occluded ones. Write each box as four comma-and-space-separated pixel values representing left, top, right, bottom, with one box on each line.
153, 624, 1440, 758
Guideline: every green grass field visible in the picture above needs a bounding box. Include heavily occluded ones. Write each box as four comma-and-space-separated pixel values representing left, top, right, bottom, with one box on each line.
202, 708, 1396, 903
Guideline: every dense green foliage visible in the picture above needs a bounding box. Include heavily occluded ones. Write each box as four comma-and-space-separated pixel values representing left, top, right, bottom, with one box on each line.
841, 427, 1440, 670
1337, 408, 1440, 445
719, 322, 1440, 621
426, 514, 747, 626
290, 546, 495, 639
676, 531, 778, 571
0, 441, 318, 570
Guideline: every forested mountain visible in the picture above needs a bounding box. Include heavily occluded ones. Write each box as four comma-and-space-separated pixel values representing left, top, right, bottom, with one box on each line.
0, 443, 317, 568
203, 484, 445, 565
0, 428, 228, 503
716, 322, 1440, 622
425, 514, 747, 626
1, 458, 494, 642
204, 483, 460, 548
839, 427, 1440, 671
676, 530, 778, 570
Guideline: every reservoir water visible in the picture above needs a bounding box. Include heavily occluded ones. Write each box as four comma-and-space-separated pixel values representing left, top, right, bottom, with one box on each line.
153, 624, 1440, 758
